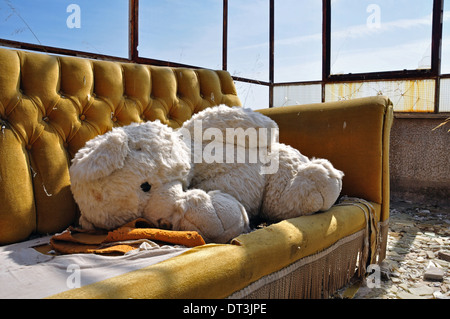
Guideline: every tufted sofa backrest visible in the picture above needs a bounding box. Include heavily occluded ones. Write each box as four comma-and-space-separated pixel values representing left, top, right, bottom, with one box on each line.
0, 47, 241, 244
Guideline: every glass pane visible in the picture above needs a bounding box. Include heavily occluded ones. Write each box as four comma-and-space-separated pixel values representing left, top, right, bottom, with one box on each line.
139, 0, 222, 69
325, 79, 436, 112
235, 82, 269, 110
274, 0, 322, 82
439, 78, 450, 112
0, 0, 128, 58
228, 0, 269, 81
273, 84, 322, 107
331, 0, 434, 75
442, 1, 450, 74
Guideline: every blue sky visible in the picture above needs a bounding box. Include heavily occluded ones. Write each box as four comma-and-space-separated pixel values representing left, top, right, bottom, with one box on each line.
1, 0, 448, 75
331, 0, 435, 74
0, 0, 449, 109
0, 0, 128, 57
139, 0, 223, 69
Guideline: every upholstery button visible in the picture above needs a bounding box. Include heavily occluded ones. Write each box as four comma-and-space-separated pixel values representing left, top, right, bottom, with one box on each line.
63, 142, 69, 148
112, 117, 118, 122
42, 116, 49, 122
79, 114, 86, 121
26, 144, 32, 151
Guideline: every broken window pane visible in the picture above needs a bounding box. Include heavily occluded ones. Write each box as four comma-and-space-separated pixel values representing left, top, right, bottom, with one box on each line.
0, 0, 128, 58
439, 78, 450, 112
325, 79, 435, 112
331, 0, 434, 75
274, 0, 322, 82
228, 0, 269, 81
273, 84, 322, 107
139, 0, 222, 69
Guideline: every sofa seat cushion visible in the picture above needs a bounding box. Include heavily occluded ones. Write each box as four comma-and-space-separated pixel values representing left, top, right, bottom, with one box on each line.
48, 200, 379, 299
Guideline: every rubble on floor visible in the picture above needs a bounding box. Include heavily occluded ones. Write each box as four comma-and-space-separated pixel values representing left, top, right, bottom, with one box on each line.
333, 200, 450, 299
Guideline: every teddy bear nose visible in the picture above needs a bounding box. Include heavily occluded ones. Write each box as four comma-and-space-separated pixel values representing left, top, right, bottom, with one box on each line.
140, 182, 151, 192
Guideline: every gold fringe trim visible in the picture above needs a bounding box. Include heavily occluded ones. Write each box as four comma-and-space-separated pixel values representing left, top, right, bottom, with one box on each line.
377, 218, 390, 262
228, 197, 380, 299
335, 196, 379, 267
227, 229, 366, 299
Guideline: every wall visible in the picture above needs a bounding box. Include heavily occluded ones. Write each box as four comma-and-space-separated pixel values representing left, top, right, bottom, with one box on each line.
389, 116, 450, 207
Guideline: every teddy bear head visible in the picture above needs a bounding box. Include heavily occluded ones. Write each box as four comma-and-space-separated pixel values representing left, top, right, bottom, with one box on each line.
69, 120, 192, 230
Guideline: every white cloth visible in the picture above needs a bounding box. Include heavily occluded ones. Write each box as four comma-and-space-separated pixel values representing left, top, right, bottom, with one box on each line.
0, 236, 189, 299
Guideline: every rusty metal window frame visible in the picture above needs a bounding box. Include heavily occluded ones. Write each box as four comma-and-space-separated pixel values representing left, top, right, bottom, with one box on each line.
0, 0, 448, 114
277, 0, 447, 115
319, 0, 447, 115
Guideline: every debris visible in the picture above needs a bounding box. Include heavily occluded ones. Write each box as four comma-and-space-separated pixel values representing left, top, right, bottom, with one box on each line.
433, 291, 450, 299
424, 266, 445, 282
438, 250, 450, 262
426, 251, 435, 259
408, 284, 435, 296
397, 291, 425, 299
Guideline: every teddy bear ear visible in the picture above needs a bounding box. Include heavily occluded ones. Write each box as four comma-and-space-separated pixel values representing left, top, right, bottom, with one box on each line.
70, 127, 130, 182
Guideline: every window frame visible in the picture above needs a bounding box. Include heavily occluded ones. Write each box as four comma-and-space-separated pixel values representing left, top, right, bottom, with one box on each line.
322, 0, 446, 115
0, 0, 448, 115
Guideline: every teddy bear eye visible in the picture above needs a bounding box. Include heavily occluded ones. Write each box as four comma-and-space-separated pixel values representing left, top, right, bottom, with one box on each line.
140, 182, 151, 192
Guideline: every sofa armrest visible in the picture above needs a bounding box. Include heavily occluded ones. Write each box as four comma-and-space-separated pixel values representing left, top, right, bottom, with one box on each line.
257, 96, 394, 223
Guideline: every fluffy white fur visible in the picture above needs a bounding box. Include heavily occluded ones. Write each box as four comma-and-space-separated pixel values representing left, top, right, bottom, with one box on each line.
69, 105, 344, 244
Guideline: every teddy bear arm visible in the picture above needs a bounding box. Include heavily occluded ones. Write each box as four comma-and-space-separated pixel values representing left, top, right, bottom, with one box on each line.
262, 145, 344, 221
179, 189, 250, 244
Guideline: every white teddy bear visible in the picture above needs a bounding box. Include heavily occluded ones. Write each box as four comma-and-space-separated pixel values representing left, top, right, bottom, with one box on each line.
69, 106, 344, 244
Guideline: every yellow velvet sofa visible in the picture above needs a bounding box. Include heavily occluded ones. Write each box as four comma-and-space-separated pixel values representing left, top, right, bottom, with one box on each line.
0, 47, 394, 299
